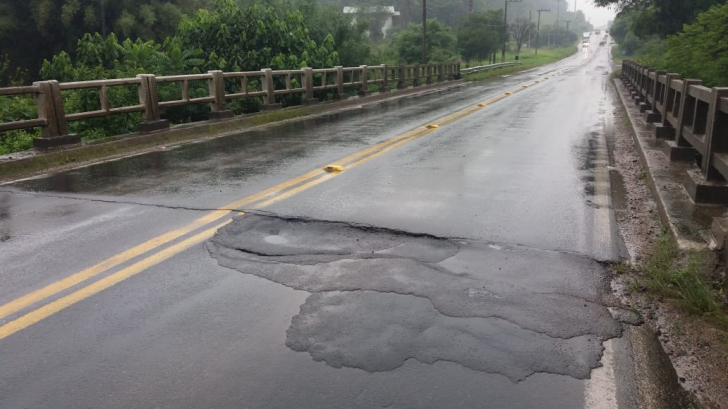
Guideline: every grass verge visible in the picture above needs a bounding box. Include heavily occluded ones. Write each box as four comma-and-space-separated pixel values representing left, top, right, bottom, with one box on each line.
621, 230, 728, 327
464, 47, 578, 82
611, 44, 625, 66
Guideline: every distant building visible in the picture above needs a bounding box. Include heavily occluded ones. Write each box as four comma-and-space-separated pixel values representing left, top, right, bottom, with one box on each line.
343, 6, 401, 38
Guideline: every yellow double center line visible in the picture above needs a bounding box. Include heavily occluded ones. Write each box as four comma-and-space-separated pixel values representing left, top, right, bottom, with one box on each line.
0, 76, 547, 340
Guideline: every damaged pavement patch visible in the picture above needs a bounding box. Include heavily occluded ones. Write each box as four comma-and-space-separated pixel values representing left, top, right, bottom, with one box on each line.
207, 213, 637, 382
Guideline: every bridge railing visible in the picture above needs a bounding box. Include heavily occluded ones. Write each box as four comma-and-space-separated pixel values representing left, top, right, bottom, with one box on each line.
621, 60, 728, 187
460, 62, 521, 75
0, 62, 461, 149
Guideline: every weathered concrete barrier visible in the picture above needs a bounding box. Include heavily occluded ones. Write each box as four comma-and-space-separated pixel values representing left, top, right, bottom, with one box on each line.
0, 63, 461, 149
621, 61, 728, 204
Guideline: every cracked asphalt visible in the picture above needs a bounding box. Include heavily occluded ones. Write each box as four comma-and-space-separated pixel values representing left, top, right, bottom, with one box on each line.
0, 43, 694, 408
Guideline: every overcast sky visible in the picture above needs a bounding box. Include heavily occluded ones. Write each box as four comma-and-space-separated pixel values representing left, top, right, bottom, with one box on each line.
576, 0, 616, 28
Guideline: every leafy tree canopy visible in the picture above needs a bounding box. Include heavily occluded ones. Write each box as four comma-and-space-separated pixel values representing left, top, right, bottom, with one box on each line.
457, 11, 502, 63
0, 0, 208, 83
663, 2, 728, 87
392, 19, 457, 64
177, 0, 339, 71
595, 0, 724, 37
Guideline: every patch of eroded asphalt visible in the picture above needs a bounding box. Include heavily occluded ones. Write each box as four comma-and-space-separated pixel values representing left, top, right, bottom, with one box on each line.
208, 213, 641, 382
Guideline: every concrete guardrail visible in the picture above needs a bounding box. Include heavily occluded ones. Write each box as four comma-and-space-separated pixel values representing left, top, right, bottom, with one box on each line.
460, 62, 521, 75
0, 62, 462, 149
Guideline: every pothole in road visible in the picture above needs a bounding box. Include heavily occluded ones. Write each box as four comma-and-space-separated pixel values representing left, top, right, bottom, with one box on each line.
208, 213, 638, 382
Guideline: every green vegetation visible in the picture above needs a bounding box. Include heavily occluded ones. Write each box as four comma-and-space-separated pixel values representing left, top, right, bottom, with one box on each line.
390, 19, 458, 64
465, 46, 576, 81
628, 230, 728, 327
1, 0, 594, 154
609, 1, 728, 87
0, 0, 209, 85
457, 11, 503, 64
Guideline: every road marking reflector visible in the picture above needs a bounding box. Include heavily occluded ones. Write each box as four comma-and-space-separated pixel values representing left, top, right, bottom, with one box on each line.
323, 165, 344, 173
505, 92, 512, 96
477, 103, 487, 107
425, 124, 439, 129
522, 85, 529, 89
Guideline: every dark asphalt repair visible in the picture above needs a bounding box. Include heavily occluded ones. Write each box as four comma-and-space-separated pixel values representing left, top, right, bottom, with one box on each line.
209, 213, 639, 382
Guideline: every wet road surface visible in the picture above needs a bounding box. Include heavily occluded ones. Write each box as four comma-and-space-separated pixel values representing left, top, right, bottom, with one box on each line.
0, 42, 693, 408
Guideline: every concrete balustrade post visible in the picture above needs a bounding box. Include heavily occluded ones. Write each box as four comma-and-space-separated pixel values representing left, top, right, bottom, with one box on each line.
653, 73, 679, 139
207, 70, 234, 119
359, 65, 369, 96
380, 65, 390, 93
137, 74, 170, 132
702, 88, 728, 180
663, 73, 681, 127
652, 70, 666, 105
676, 79, 702, 147
334, 66, 346, 100
302, 67, 318, 105
413, 65, 420, 87
32, 80, 81, 149
261, 68, 282, 110
644, 70, 666, 122
398, 66, 406, 89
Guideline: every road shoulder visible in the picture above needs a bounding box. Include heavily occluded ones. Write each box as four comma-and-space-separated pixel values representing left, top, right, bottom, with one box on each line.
608, 77, 728, 409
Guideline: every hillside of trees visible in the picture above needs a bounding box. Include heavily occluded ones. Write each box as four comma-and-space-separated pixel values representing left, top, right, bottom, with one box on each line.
1, 0, 591, 85
609, 0, 728, 87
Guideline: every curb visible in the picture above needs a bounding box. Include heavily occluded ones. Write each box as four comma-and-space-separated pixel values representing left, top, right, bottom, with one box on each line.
611, 77, 721, 252
0, 80, 465, 183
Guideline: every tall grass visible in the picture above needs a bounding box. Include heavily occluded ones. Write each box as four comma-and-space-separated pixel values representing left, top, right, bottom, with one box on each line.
638, 231, 728, 327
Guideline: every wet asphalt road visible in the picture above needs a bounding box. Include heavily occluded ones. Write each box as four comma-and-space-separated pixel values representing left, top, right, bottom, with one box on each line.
0, 43, 687, 408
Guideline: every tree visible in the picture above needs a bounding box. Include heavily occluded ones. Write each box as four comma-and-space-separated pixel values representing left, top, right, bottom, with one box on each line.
177, 0, 339, 72
511, 18, 533, 56
0, 0, 208, 85
663, 2, 728, 87
393, 19, 458, 64
594, 0, 724, 38
457, 11, 501, 64
237, 0, 371, 66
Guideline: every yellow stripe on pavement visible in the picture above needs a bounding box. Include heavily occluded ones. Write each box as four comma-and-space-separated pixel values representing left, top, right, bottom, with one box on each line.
0, 220, 231, 341
0, 209, 230, 320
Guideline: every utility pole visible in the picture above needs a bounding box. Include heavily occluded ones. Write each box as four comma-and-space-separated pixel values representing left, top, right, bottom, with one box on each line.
555, 0, 560, 48
468, 0, 474, 13
535, 8, 549, 56
501, 0, 523, 63
565, 19, 571, 32
422, 0, 427, 64
101, 0, 106, 37
528, 10, 532, 48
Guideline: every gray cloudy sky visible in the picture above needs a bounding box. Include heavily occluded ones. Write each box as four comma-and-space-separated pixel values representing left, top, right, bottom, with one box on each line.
577, 0, 616, 28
